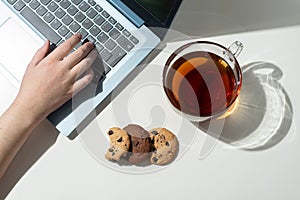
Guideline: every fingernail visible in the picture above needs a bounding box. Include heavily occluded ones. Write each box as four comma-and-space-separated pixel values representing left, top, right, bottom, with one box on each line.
76, 33, 82, 39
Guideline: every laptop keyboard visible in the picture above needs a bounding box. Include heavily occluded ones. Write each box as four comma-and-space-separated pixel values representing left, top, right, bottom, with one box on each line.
6, 0, 140, 82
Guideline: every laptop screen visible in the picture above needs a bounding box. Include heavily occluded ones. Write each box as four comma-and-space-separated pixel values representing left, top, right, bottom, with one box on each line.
134, 0, 176, 24
122, 0, 182, 38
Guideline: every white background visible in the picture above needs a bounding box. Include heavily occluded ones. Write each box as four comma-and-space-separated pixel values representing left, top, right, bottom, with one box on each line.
1, 0, 300, 199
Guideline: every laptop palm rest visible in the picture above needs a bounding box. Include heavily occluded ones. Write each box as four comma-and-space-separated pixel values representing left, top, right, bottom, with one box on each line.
0, 18, 40, 88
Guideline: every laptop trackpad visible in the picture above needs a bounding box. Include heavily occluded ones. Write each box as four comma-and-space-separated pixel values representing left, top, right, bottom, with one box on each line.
0, 18, 40, 86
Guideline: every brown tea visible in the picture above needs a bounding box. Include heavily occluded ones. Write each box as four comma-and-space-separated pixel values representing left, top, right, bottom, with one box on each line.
163, 51, 241, 117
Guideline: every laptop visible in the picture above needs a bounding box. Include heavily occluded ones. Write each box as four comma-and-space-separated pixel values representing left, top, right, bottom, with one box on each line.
0, 0, 182, 139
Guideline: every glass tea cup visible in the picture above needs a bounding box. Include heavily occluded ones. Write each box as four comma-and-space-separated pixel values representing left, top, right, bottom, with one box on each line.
163, 41, 243, 121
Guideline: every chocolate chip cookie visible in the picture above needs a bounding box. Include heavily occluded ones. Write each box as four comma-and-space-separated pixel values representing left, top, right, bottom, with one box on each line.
149, 128, 179, 165
105, 127, 131, 162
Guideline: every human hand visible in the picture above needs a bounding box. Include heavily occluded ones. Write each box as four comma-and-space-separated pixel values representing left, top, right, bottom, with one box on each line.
13, 34, 97, 123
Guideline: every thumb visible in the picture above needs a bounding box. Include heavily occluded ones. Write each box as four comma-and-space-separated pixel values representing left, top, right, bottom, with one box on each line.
29, 40, 50, 66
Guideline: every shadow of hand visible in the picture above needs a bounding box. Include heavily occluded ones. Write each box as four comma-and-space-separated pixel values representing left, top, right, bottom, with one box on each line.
0, 120, 58, 199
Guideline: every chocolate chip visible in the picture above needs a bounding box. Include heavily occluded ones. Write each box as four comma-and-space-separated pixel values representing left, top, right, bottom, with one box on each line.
117, 137, 123, 142
166, 142, 170, 146
112, 152, 115, 156
160, 135, 165, 140
151, 138, 154, 144
135, 141, 140, 146
152, 157, 158, 163
108, 130, 114, 135
151, 130, 158, 135
108, 148, 114, 152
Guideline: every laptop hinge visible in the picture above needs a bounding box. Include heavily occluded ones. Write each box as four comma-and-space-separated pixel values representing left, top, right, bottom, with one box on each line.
107, 0, 144, 28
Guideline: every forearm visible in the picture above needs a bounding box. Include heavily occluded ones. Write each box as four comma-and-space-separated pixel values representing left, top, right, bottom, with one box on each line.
0, 35, 95, 179
0, 101, 39, 178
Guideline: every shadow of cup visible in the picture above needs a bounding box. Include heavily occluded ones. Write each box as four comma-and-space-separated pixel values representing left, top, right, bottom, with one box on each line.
195, 62, 293, 150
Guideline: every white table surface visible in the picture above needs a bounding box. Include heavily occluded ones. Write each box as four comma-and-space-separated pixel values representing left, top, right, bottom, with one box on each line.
1, 5, 300, 200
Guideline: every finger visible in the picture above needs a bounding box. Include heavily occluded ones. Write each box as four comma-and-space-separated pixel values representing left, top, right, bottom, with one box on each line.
48, 33, 82, 61
72, 68, 94, 94
63, 41, 95, 68
71, 48, 98, 78
29, 40, 50, 66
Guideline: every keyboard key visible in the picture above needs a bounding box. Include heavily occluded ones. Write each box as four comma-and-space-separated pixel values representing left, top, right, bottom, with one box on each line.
57, 39, 65, 46
41, 0, 50, 5
74, 11, 86, 22
129, 36, 139, 45
108, 17, 116, 25
105, 39, 116, 51
123, 29, 131, 37
54, 8, 66, 19
109, 28, 120, 39
100, 49, 112, 61
94, 15, 105, 26
95, 5, 103, 12
78, 28, 88, 38
101, 21, 113, 32
50, 19, 62, 30
29, 0, 40, 10
47, 2, 58, 12
97, 32, 108, 43
88, 0, 96, 6
115, 23, 124, 31
43, 12, 55, 23
69, 21, 80, 32
60, 0, 71, 9
95, 42, 104, 52
107, 46, 126, 67
74, 42, 81, 49
13, 1, 25, 11
62, 14, 73, 25
79, 1, 90, 12
103, 62, 111, 75
58, 25, 69, 37
21, 7, 61, 44
90, 26, 101, 37
37, 6, 47, 16
101, 10, 110, 18
86, 8, 97, 19
71, 0, 81, 5
82, 18, 93, 29
117, 35, 134, 51
67, 5, 78, 16
65, 32, 73, 40
92, 61, 111, 81
7, 0, 17, 5
86, 35, 96, 44
92, 70, 103, 83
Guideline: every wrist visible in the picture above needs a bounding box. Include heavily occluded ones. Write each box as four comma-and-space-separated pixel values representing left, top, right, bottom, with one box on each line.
9, 97, 45, 131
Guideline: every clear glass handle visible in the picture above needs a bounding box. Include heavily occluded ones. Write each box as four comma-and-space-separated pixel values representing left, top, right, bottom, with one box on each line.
228, 41, 244, 57
223, 41, 243, 62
